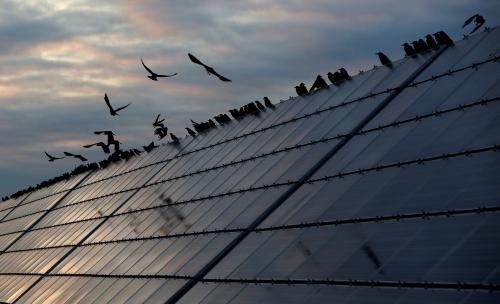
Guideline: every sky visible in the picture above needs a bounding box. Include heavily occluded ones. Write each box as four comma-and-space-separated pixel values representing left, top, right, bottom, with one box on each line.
1, 0, 499, 196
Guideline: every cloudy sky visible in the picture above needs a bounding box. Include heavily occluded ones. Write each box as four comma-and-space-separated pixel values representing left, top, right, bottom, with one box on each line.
1, 0, 499, 196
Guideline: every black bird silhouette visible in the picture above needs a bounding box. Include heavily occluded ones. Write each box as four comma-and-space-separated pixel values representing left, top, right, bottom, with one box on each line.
153, 114, 165, 128
327, 71, 341, 84
141, 58, 177, 81
376, 52, 392, 66
83, 142, 111, 154
463, 14, 485, 34
186, 127, 197, 137
45, 152, 65, 162
434, 31, 454, 45
295, 84, 308, 96
339, 68, 350, 80
255, 100, 265, 111
63, 152, 88, 162
154, 126, 169, 140
170, 133, 179, 142
188, 53, 231, 82
425, 34, 438, 49
143, 141, 158, 153
104, 93, 130, 116
263, 97, 274, 108
309, 75, 328, 92
402, 43, 416, 56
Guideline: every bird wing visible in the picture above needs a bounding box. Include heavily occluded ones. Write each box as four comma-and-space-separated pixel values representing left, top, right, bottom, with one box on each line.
463, 14, 477, 27
141, 58, 155, 75
188, 53, 207, 67
104, 93, 114, 111
77, 155, 88, 162
45, 152, 56, 159
156, 72, 178, 78
114, 103, 131, 112
213, 71, 232, 82
63, 152, 74, 157
154, 114, 161, 124
83, 144, 95, 148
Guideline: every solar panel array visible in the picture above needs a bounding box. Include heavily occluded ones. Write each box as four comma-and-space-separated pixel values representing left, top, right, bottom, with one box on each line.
0, 27, 499, 303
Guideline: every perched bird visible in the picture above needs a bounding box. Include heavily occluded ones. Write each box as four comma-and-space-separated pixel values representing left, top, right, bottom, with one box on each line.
63, 152, 88, 162
295, 84, 307, 96
339, 68, 350, 80
188, 53, 231, 82
83, 142, 111, 154
417, 39, 429, 52
425, 34, 438, 49
186, 127, 197, 137
327, 71, 341, 84
263, 97, 274, 108
402, 43, 416, 56
376, 52, 392, 66
170, 133, 179, 142
143, 141, 159, 153
104, 93, 130, 116
434, 31, 454, 45
463, 14, 486, 34
45, 152, 65, 162
153, 114, 165, 128
141, 58, 177, 81
309, 75, 328, 92
255, 100, 265, 111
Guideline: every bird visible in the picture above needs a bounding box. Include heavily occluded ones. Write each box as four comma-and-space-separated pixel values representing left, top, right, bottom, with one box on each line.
263, 97, 274, 108
141, 58, 177, 81
104, 93, 130, 116
402, 43, 416, 56
186, 127, 197, 137
376, 52, 392, 66
170, 133, 179, 142
417, 39, 429, 52
154, 126, 169, 140
143, 141, 158, 153
255, 100, 265, 111
309, 75, 328, 92
45, 152, 65, 162
83, 142, 111, 154
188, 53, 231, 82
463, 14, 485, 34
63, 152, 88, 162
434, 31, 453, 45
339, 68, 350, 80
327, 71, 341, 84
153, 114, 165, 128
425, 34, 438, 49
295, 85, 307, 96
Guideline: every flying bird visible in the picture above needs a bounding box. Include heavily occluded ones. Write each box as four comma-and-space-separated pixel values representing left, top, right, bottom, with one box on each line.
63, 152, 88, 162
104, 93, 130, 116
44, 152, 65, 162
141, 58, 177, 81
83, 142, 111, 154
463, 14, 485, 34
94, 130, 116, 144
153, 114, 165, 128
143, 141, 159, 153
188, 53, 231, 82
376, 52, 392, 66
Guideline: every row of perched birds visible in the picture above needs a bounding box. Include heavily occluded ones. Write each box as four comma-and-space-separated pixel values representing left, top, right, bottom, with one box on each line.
2, 15, 487, 201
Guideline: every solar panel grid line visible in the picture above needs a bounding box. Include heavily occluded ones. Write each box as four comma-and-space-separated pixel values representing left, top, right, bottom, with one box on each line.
0, 193, 33, 223
1, 204, 498, 254
1, 272, 499, 293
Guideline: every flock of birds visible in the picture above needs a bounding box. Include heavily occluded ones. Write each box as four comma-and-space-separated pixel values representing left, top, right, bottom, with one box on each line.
1, 14, 488, 201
